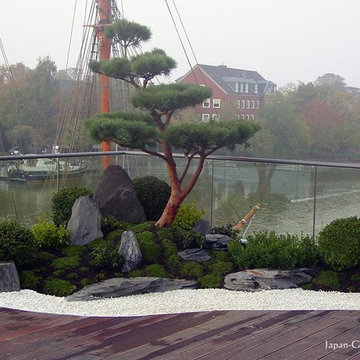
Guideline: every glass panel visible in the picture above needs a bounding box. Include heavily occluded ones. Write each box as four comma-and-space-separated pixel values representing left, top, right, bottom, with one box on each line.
210, 161, 315, 237
313, 166, 360, 235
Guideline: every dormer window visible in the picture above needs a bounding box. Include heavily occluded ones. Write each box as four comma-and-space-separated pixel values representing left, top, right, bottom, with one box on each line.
254, 84, 258, 94
235, 82, 239, 93
245, 83, 249, 93
240, 82, 244, 93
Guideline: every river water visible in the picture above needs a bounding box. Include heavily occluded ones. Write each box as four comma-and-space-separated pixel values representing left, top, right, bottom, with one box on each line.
1, 155, 359, 237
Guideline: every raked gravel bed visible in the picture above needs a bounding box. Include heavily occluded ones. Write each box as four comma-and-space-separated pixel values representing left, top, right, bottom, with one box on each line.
1, 289, 360, 317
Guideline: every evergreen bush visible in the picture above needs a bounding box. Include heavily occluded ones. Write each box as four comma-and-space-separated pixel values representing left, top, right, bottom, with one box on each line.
0, 220, 36, 267
143, 264, 170, 278
43, 279, 76, 296
133, 175, 170, 221
180, 262, 203, 279
318, 216, 360, 271
90, 247, 123, 269
51, 186, 93, 226
228, 231, 318, 269
173, 202, 205, 230
199, 274, 222, 288
32, 217, 69, 250
138, 231, 161, 263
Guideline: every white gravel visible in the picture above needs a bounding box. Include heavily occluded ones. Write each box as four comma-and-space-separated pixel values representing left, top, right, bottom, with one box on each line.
1, 288, 360, 317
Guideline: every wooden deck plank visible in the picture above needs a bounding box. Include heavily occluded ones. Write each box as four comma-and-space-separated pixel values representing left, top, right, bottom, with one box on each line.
1, 308, 360, 360
260, 315, 360, 359
193, 311, 357, 360
114, 311, 279, 360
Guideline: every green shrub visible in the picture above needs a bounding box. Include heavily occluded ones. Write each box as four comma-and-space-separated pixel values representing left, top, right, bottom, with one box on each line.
36, 251, 56, 262
173, 203, 205, 230
351, 274, 360, 282
51, 256, 81, 270
81, 278, 92, 287
19, 270, 41, 290
106, 229, 124, 243
212, 223, 240, 239
130, 222, 156, 234
227, 239, 245, 267
207, 261, 233, 276
313, 270, 341, 291
51, 186, 93, 226
318, 217, 360, 271
161, 239, 178, 258
90, 247, 123, 269
230, 231, 318, 269
32, 217, 69, 250
43, 279, 76, 296
210, 250, 231, 262
101, 215, 124, 236
86, 238, 109, 250
62, 246, 85, 257
180, 262, 203, 279
199, 274, 222, 288
143, 264, 170, 278
157, 226, 204, 251
138, 236, 161, 263
164, 255, 182, 276
133, 176, 170, 221
0, 220, 36, 267
129, 269, 143, 277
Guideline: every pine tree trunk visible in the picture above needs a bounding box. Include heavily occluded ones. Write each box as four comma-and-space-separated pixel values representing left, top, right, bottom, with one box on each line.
155, 192, 182, 228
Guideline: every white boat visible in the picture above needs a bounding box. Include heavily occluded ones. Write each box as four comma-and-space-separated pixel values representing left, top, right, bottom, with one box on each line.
7, 158, 87, 182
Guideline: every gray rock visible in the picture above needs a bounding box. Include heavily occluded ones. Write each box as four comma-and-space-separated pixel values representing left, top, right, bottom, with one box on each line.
0, 261, 20, 292
66, 277, 198, 301
68, 196, 103, 246
224, 268, 314, 292
205, 234, 231, 249
192, 220, 212, 235
93, 165, 146, 223
119, 231, 142, 273
178, 248, 212, 262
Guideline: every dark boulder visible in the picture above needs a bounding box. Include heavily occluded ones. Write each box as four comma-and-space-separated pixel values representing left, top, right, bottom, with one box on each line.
0, 261, 20, 292
93, 165, 146, 223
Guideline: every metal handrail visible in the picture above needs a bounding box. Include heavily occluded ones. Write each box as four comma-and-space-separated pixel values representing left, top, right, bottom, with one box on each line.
1, 150, 360, 169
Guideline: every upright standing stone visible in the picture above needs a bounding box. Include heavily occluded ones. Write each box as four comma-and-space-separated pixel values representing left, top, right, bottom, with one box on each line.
93, 165, 146, 223
0, 261, 20, 292
119, 231, 142, 273
68, 196, 103, 246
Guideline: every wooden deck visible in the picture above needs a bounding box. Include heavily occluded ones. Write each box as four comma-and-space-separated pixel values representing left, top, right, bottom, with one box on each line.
0, 308, 360, 359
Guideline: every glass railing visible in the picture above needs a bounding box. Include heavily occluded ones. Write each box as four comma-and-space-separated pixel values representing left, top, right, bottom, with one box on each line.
1, 150, 360, 237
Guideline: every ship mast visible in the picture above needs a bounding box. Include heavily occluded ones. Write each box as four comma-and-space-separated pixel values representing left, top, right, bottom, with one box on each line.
97, 0, 112, 169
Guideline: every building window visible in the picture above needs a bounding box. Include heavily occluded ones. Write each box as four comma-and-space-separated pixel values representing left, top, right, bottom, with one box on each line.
236, 114, 240, 119
251, 115, 255, 120
235, 82, 239, 93
212, 114, 220, 122
213, 99, 221, 108
251, 100, 255, 109
246, 100, 250, 109
241, 114, 245, 119
240, 82, 244, 93
202, 114, 210, 123
254, 84, 258, 94
256, 100, 260, 109
236, 100, 241, 109
245, 83, 249, 93
246, 115, 250, 120
203, 98, 210, 108
241, 100, 246, 109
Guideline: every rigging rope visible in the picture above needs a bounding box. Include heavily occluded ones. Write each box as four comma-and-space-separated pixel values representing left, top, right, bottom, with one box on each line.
65, 0, 78, 71
164, 0, 198, 83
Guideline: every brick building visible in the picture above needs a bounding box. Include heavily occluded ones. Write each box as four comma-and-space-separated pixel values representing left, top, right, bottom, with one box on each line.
177, 64, 276, 122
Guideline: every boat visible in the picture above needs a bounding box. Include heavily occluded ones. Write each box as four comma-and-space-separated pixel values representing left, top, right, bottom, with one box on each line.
7, 158, 87, 182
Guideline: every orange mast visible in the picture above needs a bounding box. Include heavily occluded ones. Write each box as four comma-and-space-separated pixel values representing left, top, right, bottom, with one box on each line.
98, 0, 112, 169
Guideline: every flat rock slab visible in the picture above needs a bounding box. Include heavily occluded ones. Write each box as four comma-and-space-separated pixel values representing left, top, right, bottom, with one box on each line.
178, 248, 211, 262
205, 234, 231, 249
224, 268, 314, 292
0, 261, 20, 292
66, 277, 198, 301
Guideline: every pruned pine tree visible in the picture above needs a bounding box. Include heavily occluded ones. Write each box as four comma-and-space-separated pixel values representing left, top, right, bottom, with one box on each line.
86, 19, 260, 227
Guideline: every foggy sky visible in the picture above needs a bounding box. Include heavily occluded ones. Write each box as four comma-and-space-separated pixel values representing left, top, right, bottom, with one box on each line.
1, 0, 360, 89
